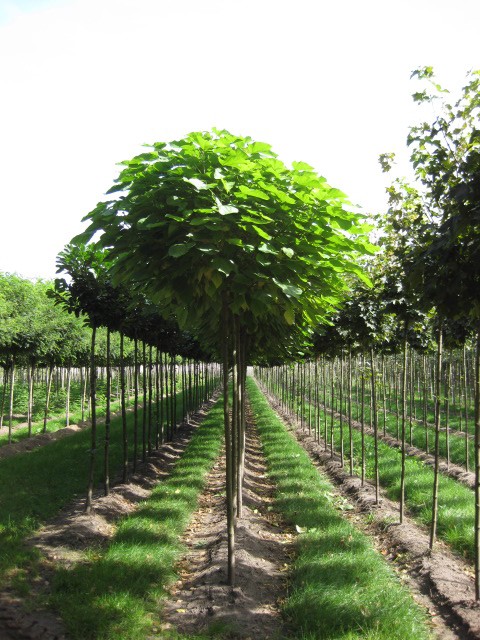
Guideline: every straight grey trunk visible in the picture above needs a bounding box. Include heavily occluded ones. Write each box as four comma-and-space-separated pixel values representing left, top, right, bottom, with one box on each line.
120, 333, 128, 483
85, 326, 97, 514
0, 366, 8, 428
464, 344, 470, 471
429, 324, 443, 549
474, 328, 480, 600
360, 353, 366, 485
370, 349, 379, 505
8, 360, 15, 444
348, 348, 353, 476
43, 364, 54, 434
104, 328, 111, 496
222, 298, 235, 586
27, 363, 35, 437
65, 366, 72, 427
400, 332, 408, 523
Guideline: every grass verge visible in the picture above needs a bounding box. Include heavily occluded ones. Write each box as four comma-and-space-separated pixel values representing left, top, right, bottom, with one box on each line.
0, 388, 204, 583
48, 397, 225, 640
248, 378, 431, 640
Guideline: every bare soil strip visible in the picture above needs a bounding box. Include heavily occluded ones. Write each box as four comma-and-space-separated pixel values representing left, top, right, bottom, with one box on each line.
162, 410, 293, 639
0, 395, 219, 640
262, 387, 480, 640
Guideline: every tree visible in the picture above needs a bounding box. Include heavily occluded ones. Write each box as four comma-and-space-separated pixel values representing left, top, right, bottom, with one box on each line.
73, 129, 375, 584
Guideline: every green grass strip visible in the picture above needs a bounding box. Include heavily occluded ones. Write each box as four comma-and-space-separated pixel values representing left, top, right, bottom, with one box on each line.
335, 392, 472, 472
0, 388, 199, 582
49, 397, 225, 640
0, 395, 131, 448
248, 378, 431, 640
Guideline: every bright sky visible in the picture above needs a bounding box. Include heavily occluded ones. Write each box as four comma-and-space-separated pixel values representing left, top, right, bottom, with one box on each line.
1, 0, 479, 280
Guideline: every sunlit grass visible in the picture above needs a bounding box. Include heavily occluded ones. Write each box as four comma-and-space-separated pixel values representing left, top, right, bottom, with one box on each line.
248, 378, 431, 640
287, 394, 475, 561
48, 398, 225, 640
0, 388, 202, 581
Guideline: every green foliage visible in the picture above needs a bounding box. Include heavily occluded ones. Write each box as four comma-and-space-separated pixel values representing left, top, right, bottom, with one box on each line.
0, 272, 90, 368
77, 129, 375, 360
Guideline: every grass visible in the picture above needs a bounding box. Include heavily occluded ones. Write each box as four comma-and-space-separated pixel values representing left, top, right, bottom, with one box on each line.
335, 391, 473, 472
247, 378, 431, 640
0, 394, 131, 448
281, 390, 476, 561
48, 397, 225, 640
0, 387, 204, 583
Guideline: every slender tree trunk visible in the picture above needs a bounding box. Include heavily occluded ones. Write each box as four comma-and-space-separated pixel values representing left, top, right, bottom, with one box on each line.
474, 328, 480, 599
142, 341, 147, 462
43, 364, 54, 434
8, 359, 15, 444
464, 343, 470, 471
120, 332, 128, 483
65, 366, 72, 427
370, 348, 379, 505
86, 326, 97, 514
104, 328, 111, 496
339, 351, 344, 467
133, 337, 139, 473
400, 330, 408, 523
430, 323, 443, 549
445, 353, 452, 470
360, 352, 366, 486
27, 362, 35, 437
222, 297, 235, 586
348, 348, 354, 475
148, 344, 153, 455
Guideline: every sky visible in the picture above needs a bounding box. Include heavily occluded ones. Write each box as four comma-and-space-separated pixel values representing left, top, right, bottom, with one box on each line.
0, 0, 479, 280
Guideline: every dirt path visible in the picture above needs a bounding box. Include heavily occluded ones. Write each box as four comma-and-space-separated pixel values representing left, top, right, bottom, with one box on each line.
261, 386, 480, 640
0, 395, 219, 640
162, 409, 293, 639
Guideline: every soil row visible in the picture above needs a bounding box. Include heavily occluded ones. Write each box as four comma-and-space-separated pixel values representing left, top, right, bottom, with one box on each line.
161, 407, 293, 638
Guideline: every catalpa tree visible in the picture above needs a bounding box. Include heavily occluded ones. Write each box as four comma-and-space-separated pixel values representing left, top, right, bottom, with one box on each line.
74, 129, 375, 584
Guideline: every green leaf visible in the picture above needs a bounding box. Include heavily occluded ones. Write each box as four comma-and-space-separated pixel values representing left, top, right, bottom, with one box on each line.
252, 225, 271, 240
273, 279, 302, 298
237, 185, 270, 201
284, 307, 295, 325
183, 177, 209, 190
168, 243, 195, 258
215, 196, 238, 215
281, 247, 294, 258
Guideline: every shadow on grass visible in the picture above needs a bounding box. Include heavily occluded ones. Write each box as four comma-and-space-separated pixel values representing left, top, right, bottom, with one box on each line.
49, 400, 225, 640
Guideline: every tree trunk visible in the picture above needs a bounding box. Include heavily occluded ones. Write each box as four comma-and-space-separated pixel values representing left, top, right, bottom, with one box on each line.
85, 326, 97, 514
370, 348, 379, 505
27, 362, 35, 437
104, 328, 111, 496
430, 323, 443, 549
400, 330, 408, 523
43, 364, 54, 434
8, 359, 15, 445
474, 328, 480, 599
222, 297, 235, 586
120, 332, 128, 483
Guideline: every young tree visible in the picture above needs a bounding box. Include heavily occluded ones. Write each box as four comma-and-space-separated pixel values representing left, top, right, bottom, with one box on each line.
73, 129, 375, 584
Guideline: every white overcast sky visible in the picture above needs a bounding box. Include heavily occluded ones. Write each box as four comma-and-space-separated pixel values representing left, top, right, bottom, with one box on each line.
1, 0, 479, 280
